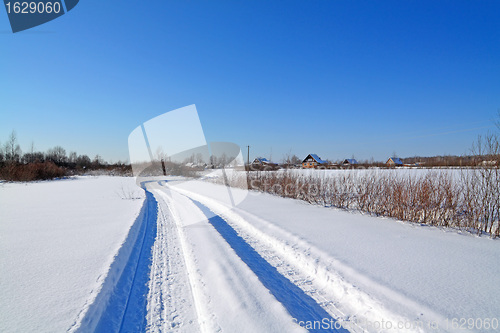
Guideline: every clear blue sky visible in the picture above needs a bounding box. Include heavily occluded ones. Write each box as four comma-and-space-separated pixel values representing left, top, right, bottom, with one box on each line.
1, 0, 499, 163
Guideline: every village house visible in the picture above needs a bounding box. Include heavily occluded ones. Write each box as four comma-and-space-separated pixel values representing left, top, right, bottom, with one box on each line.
342, 159, 358, 166
252, 157, 277, 166
302, 154, 328, 168
386, 157, 403, 167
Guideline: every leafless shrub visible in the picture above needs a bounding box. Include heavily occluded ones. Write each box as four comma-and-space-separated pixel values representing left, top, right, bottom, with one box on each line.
116, 184, 143, 200
460, 133, 500, 236
240, 167, 498, 237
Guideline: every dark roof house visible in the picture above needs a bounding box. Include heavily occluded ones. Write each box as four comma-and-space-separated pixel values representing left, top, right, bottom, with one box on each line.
342, 159, 358, 165
252, 157, 277, 165
251, 157, 278, 170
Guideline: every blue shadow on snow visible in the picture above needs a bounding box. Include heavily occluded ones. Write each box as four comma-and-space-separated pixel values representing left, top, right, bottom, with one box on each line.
191, 199, 349, 333
90, 182, 157, 333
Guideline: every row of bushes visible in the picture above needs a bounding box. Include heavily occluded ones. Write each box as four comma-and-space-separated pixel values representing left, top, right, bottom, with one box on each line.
0, 162, 66, 181
0, 131, 134, 181
241, 169, 499, 238
0, 161, 133, 181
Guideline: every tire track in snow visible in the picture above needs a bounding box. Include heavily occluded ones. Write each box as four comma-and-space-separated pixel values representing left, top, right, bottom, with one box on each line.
146, 184, 202, 332
74, 182, 158, 333
189, 198, 349, 333
153, 183, 222, 333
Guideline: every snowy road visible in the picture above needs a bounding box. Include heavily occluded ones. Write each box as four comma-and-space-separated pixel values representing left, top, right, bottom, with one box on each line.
76, 177, 500, 332
4, 177, 496, 332
147, 181, 317, 332
78, 179, 329, 332
136, 177, 422, 333
140, 178, 500, 333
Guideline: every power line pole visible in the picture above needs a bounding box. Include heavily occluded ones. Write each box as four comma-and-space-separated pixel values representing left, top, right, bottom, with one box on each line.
246, 145, 250, 166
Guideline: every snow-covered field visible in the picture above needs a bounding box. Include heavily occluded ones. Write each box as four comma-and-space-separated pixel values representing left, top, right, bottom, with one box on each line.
255, 167, 465, 181
1, 175, 499, 332
0, 177, 145, 333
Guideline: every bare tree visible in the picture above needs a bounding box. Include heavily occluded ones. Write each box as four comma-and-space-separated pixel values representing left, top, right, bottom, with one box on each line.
76, 154, 91, 168
290, 155, 301, 165
46, 146, 67, 164
29, 141, 34, 163
21, 141, 37, 164
4, 131, 22, 163
209, 155, 218, 167
68, 151, 77, 164
155, 147, 168, 163
282, 153, 301, 168
22, 151, 44, 164
93, 154, 104, 167
184, 153, 195, 164
196, 153, 204, 165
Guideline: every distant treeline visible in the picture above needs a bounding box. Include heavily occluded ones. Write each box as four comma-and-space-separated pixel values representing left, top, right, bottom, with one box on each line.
0, 131, 131, 181
341, 155, 494, 168
397, 155, 490, 167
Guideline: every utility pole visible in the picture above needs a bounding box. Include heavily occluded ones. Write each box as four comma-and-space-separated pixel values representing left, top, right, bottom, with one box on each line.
246, 145, 250, 166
